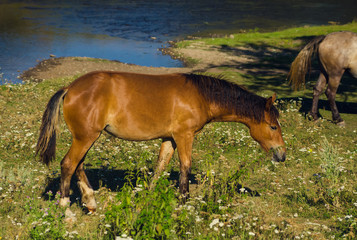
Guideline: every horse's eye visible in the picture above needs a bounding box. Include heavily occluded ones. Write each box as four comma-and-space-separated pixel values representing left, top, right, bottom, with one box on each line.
270, 125, 277, 130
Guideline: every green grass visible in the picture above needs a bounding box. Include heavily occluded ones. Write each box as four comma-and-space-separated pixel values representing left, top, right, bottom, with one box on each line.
176, 22, 357, 49
0, 23, 357, 239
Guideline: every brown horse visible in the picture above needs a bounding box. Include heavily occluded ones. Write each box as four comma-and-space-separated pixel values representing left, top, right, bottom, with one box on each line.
36, 72, 286, 212
288, 31, 357, 126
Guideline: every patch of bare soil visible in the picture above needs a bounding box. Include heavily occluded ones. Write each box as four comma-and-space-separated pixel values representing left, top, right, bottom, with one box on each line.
20, 57, 190, 82
20, 42, 273, 82
166, 41, 257, 73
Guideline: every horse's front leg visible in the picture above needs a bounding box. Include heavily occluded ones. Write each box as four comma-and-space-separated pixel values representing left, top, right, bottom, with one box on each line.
174, 133, 194, 201
150, 138, 176, 189
310, 73, 327, 120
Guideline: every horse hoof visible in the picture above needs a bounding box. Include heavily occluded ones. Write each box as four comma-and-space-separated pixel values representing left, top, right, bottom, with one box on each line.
336, 121, 345, 127
82, 196, 97, 213
307, 113, 318, 122
87, 207, 96, 214
83, 202, 97, 214
313, 118, 321, 123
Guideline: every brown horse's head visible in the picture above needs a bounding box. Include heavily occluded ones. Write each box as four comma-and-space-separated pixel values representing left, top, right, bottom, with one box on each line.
248, 94, 286, 162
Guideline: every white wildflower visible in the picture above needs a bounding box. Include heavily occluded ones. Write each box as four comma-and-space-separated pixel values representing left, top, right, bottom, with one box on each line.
185, 205, 194, 211
210, 218, 220, 228
233, 214, 243, 220
219, 206, 227, 210
115, 236, 133, 240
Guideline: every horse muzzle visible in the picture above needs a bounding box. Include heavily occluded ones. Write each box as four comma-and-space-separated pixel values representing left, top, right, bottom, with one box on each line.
272, 147, 286, 162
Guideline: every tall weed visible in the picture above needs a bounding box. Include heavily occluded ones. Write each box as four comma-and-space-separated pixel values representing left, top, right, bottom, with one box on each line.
103, 172, 177, 239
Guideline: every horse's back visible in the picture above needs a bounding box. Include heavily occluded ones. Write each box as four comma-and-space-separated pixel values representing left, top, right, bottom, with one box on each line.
321, 31, 357, 49
319, 32, 357, 75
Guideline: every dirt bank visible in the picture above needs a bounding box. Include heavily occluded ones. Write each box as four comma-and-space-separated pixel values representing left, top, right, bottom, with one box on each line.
20, 43, 259, 82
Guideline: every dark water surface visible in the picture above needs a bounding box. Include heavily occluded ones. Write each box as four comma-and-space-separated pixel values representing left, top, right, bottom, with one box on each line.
0, 0, 356, 83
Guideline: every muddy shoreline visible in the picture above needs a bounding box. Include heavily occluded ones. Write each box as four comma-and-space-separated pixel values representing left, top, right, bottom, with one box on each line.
20, 43, 259, 82
20, 56, 191, 82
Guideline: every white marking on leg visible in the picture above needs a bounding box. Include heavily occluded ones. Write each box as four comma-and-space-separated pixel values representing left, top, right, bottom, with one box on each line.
59, 197, 70, 207
78, 181, 97, 211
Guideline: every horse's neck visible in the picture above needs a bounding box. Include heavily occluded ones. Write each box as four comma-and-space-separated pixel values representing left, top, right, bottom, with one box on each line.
209, 104, 249, 124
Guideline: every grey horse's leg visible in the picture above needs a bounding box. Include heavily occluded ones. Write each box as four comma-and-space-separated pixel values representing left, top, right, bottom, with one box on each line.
310, 73, 327, 120
325, 74, 344, 125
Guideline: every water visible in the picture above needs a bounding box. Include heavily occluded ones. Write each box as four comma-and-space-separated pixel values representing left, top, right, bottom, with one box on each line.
0, 0, 356, 83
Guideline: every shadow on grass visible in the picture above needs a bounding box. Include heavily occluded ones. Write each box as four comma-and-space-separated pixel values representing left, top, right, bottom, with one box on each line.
42, 168, 198, 203
42, 168, 260, 204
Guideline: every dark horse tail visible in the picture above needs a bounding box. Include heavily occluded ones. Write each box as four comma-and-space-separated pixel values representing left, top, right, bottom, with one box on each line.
288, 35, 326, 90
36, 88, 69, 166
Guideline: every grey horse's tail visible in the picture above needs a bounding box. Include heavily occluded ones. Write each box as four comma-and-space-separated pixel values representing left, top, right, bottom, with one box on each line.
288, 35, 326, 90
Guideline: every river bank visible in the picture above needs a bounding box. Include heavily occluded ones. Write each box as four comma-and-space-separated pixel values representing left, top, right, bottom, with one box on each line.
20, 42, 257, 82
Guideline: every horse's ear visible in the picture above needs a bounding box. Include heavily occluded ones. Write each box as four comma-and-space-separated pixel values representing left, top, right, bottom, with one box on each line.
265, 93, 277, 111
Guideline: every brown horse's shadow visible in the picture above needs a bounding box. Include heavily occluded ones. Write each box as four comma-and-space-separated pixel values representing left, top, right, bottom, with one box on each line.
42, 168, 198, 203
42, 168, 260, 203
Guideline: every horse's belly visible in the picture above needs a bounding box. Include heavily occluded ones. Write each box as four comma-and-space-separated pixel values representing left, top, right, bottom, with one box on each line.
104, 123, 170, 141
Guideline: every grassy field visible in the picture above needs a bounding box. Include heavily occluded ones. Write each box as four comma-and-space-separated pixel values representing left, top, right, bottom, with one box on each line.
0, 23, 357, 239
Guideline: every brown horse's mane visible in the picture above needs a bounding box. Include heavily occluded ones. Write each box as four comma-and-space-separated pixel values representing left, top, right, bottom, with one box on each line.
183, 74, 279, 122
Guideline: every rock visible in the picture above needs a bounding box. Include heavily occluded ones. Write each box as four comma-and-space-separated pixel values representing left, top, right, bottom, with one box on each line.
64, 208, 77, 224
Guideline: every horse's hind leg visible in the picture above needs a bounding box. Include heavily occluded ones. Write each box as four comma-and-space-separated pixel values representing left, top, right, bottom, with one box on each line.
59, 134, 100, 210
150, 138, 176, 189
76, 161, 96, 212
325, 74, 344, 125
310, 73, 327, 120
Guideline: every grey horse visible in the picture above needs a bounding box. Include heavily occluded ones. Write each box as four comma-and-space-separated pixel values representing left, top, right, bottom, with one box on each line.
288, 31, 357, 126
